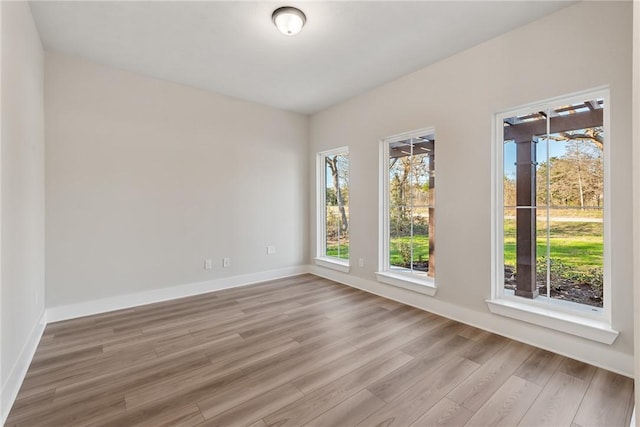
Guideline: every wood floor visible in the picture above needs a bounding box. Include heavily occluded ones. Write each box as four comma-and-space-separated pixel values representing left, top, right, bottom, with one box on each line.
6, 274, 634, 427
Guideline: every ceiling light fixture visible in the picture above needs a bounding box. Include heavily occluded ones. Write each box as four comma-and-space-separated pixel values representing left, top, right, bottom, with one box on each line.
272, 6, 306, 36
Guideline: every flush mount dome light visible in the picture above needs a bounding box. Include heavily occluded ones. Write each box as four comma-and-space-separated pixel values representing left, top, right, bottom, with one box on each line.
272, 6, 306, 36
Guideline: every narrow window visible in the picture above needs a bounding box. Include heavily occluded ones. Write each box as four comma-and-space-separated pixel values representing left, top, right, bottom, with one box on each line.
316, 148, 349, 269
499, 91, 607, 313
377, 129, 435, 293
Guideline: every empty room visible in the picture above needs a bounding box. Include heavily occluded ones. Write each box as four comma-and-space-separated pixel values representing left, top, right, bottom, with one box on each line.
2, 1, 640, 426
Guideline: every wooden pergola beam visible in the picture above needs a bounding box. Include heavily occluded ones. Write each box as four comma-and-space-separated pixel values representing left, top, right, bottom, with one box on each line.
389, 140, 434, 159
504, 109, 603, 143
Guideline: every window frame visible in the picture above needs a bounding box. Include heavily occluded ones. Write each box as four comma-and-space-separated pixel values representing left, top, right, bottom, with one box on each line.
488, 87, 618, 344
315, 146, 350, 273
376, 127, 437, 296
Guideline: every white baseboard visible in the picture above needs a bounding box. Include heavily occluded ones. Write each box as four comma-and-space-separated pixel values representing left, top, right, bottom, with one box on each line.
47, 265, 310, 323
309, 265, 634, 378
1, 310, 47, 425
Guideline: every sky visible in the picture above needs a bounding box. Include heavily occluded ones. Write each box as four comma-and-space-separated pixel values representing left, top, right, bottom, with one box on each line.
504, 137, 569, 179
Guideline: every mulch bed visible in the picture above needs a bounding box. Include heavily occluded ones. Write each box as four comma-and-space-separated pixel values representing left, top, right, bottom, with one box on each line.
504, 267, 602, 308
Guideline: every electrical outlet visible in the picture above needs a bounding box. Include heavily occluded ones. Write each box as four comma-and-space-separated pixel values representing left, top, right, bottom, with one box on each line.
204, 259, 213, 270
223, 257, 231, 268
267, 245, 276, 255
358, 258, 364, 268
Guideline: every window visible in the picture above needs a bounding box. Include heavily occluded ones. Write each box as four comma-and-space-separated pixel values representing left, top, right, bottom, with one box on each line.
377, 129, 436, 295
489, 88, 617, 344
315, 148, 349, 271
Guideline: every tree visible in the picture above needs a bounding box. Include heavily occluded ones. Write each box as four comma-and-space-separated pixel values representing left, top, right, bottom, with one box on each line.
389, 153, 430, 237
552, 127, 603, 151
504, 175, 516, 207
389, 157, 411, 226
535, 131, 603, 209
326, 155, 349, 233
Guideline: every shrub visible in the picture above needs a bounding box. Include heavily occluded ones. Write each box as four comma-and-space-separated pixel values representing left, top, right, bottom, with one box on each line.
397, 241, 412, 266
536, 257, 603, 299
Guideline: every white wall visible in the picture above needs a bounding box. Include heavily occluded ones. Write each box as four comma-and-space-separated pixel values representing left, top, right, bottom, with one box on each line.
45, 53, 308, 309
310, 1, 635, 375
0, 1, 46, 420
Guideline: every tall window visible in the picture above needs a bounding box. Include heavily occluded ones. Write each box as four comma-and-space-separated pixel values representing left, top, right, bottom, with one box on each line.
316, 148, 349, 267
379, 129, 435, 290
497, 90, 607, 314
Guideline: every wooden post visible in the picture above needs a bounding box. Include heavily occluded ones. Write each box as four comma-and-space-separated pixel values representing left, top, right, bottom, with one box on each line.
515, 139, 538, 298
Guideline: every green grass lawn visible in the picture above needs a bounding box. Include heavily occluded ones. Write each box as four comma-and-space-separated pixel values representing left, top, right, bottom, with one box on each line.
327, 235, 430, 266
389, 235, 429, 266
327, 220, 602, 271
326, 244, 349, 259
503, 219, 603, 269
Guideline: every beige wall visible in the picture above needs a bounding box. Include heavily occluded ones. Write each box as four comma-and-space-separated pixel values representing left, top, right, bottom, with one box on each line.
310, 1, 634, 375
45, 53, 309, 307
632, 0, 639, 422
1, 1, 46, 418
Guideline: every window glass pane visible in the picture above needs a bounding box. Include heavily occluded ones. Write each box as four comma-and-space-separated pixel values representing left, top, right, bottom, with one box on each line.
336, 205, 350, 260
386, 132, 434, 277
535, 137, 549, 209
503, 111, 545, 298
503, 207, 516, 292
501, 96, 605, 309
503, 140, 516, 207
411, 145, 431, 274
389, 142, 412, 270
536, 213, 549, 298
389, 212, 408, 269
411, 151, 430, 207
323, 151, 349, 260
325, 206, 338, 257
542, 99, 604, 307
411, 211, 429, 272
546, 207, 603, 307
389, 153, 411, 208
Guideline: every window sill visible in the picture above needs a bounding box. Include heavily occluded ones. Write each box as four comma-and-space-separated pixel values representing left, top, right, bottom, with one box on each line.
486, 297, 618, 345
375, 271, 437, 296
314, 257, 350, 273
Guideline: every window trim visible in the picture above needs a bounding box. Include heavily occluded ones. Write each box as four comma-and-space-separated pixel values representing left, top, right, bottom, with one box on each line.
488, 87, 617, 343
377, 127, 437, 295
315, 146, 350, 272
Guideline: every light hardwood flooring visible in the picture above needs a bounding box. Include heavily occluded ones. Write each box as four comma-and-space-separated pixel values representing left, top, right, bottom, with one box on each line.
6, 274, 634, 426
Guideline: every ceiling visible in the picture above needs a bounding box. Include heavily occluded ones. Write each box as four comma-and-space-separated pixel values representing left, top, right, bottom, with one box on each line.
29, 1, 575, 115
